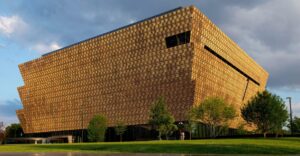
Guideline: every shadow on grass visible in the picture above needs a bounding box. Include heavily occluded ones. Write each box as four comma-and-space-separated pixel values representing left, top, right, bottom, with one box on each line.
32, 143, 300, 154
272, 137, 300, 143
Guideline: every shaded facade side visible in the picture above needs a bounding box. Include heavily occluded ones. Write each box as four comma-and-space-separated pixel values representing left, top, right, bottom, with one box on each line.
190, 7, 268, 128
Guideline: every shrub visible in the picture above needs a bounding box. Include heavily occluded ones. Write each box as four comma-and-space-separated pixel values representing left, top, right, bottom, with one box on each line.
114, 122, 127, 142
87, 115, 107, 142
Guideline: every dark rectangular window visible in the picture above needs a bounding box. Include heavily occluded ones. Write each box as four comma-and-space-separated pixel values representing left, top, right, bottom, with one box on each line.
165, 36, 178, 48
166, 31, 190, 48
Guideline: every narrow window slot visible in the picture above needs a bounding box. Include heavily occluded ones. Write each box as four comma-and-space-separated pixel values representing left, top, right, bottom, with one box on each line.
204, 45, 260, 86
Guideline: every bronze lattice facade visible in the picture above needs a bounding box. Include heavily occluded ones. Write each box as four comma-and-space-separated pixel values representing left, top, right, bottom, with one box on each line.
17, 6, 268, 134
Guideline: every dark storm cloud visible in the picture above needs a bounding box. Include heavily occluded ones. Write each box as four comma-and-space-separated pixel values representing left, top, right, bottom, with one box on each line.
6, 0, 190, 46
193, 0, 300, 89
1, 0, 269, 51
1, 0, 299, 89
214, 0, 300, 89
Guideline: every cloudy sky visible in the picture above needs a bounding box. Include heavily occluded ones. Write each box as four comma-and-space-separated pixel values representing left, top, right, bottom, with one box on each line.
0, 0, 299, 125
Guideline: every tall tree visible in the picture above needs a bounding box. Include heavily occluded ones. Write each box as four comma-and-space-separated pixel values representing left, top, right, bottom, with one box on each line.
241, 91, 288, 138
287, 116, 300, 134
5, 123, 23, 138
149, 97, 177, 140
158, 121, 178, 140
184, 111, 197, 140
0, 122, 4, 144
87, 115, 107, 142
114, 122, 127, 142
190, 97, 236, 138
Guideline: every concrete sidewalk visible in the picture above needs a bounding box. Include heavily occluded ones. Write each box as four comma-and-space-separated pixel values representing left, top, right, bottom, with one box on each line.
0, 153, 204, 156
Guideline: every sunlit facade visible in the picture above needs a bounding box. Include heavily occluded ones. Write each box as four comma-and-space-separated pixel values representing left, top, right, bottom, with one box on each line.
17, 6, 268, 139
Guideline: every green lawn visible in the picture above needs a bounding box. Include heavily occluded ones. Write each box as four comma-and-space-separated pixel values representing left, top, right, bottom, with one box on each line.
0, 138, 299, 154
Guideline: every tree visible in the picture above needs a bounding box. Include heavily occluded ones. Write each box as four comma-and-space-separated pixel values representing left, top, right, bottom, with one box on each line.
184, 111, 197, 140
158, 122, 178, 140
5, 123, 23, 138
114, 122, 127, 142
241, 91, 288, 138
190, 97, 236, 138
236, 122, 248, 135
87, 115, 107, 142
287, 116, 300, 134
0, 122, 4, 144
183, 122, 196, 140
149, 97, 177, 140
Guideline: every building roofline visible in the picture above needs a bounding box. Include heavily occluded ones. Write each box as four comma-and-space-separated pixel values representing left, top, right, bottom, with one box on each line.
42, 6, 184, 57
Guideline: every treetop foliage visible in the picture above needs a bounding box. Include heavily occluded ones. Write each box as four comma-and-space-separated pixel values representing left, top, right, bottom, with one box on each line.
87, 114, 107, 142
241, 90, 288, 137
190, 97, 236, 126
189, 97, 236, 138
149, 97, 175, 127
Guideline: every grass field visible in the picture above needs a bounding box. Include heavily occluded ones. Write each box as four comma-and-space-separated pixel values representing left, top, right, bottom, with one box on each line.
0, 138, 299, 154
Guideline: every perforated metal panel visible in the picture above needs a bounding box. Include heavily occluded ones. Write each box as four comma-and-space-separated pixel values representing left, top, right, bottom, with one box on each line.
17, 6, 268, 134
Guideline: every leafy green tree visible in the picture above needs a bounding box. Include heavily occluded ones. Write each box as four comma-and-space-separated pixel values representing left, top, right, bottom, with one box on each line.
184, 122, 196, 140
241, 91, 288, 138
87, 115, 107, 142
114, 122, 127, 142
159, 122, 178, 140
0, 122, 4, 144
5, 123, 23, 138
149, 97, 177, 140
184, 111, 197, 140
190, 97, 236, 138
0, 133, 3, 145
287, 116, 300, 134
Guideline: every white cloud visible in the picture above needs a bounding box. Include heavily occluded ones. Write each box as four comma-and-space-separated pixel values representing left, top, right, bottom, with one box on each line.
293, 103, 300, 117
0, 15, 27, 37
0, 116, 19, 125
31, 42, 61, 54
0, 15, 61, 55
128, 18, 136, 24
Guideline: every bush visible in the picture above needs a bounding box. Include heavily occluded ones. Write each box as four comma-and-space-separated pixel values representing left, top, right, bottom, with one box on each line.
114, 122, 127, 142
87, 115, 107, 142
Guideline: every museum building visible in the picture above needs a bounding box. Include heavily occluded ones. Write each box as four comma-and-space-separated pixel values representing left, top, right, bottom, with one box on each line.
17, 6, 268, 141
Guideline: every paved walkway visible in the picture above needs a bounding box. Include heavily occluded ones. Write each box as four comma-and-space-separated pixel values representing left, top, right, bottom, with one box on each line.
0, 153, 202, 156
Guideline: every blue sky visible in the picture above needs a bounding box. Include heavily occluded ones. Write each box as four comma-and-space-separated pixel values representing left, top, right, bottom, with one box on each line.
0, 0, 300, 125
